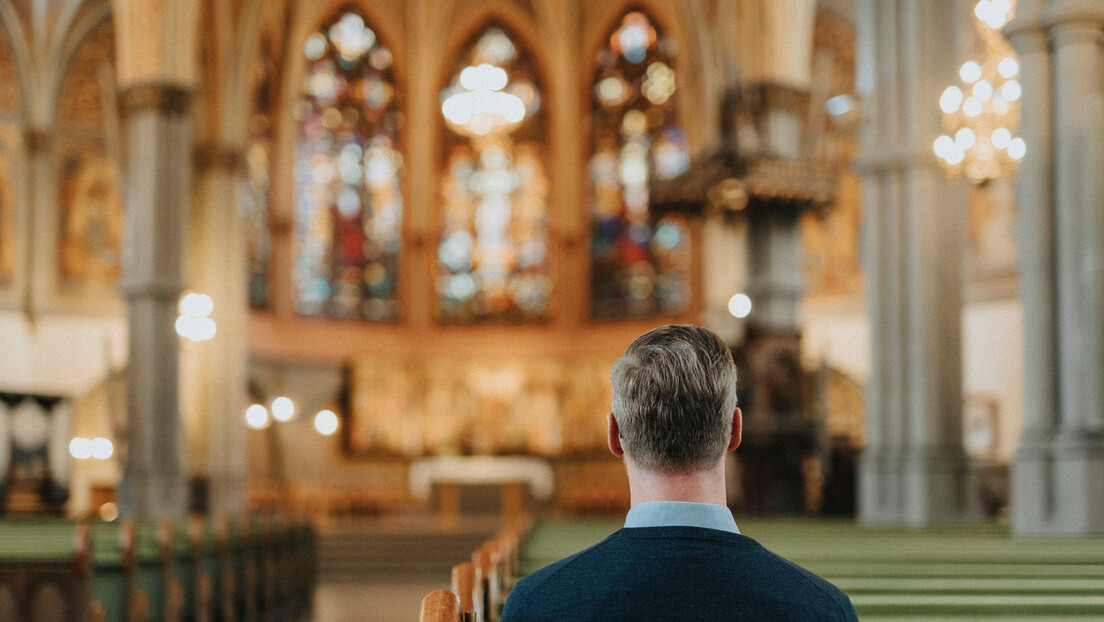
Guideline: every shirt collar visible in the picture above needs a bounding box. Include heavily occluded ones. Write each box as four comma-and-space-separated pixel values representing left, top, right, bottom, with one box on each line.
624, 501, 741, 534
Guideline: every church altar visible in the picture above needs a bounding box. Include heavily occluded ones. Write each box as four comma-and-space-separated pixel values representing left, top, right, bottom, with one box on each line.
409, 455, 554, 524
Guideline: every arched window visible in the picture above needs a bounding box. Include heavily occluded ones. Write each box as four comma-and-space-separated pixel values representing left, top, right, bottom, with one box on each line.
0, 25, 19, 287
293, 11, 403, 320
56, 20, 123, 293
436, 26, 550, 322
588, 11, 691, 320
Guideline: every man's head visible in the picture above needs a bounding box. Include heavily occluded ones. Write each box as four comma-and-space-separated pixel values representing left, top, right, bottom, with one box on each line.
609, 324, 740, 474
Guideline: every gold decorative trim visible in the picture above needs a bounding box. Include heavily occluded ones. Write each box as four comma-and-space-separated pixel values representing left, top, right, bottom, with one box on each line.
118, 83, 193, 117
23, 128, 50, 154
751, 82, 810, 115
193, 142, 244, 173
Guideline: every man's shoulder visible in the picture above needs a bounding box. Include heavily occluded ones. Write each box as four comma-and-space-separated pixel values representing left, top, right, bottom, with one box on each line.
504, 526, 857, 621
510, 529, 625, 594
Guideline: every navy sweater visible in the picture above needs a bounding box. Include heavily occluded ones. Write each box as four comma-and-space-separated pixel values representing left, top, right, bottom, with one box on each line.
501, 526, 858, 621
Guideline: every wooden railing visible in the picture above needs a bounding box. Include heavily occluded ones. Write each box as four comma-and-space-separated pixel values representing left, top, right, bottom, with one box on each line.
419, 518, 528, 622
0, 516, 315, 622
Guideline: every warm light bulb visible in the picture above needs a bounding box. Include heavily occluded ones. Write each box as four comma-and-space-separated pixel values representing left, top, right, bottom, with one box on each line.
69, 437, 92, 460
963, 98, 983, 117
998, 57, 1019, 78
972, 80, 993, 102
245, 404, 270, 429
934, 135, 956, 160
960, 61, 982, 83
955, 128, 977, 149
90, 437, 113, 460
991, 127, 1012, 149
940, 87, 963, 114
271, 396, 295, 422
315, 410, 340, 436
727, 294, 752, 319
459, 64, 508, 91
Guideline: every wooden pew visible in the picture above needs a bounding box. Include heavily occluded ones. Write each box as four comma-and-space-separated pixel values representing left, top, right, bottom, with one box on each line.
420, 589, 461, 622
450, 561, 479, 620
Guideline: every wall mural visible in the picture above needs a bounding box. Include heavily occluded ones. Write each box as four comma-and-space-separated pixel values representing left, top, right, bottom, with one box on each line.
57, 152, 123, 288
56, 20, 121, 294
345, 353, 616, 457
0, 26, 18, 289
0, 126, 15, 287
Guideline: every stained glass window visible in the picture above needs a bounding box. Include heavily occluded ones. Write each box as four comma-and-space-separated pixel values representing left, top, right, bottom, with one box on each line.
589, 12, 692, 319
436, 26, 550, 322
293, 11, 403, 320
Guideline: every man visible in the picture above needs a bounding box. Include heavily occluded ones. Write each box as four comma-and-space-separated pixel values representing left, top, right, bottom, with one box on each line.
501, 324, 858, 621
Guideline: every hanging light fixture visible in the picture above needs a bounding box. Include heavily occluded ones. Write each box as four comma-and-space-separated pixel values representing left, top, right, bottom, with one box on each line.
933, 0, 1024, 183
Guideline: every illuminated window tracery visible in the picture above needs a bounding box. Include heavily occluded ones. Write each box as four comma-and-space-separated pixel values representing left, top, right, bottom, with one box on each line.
293, 11, 403, 320
437, 26, 550, 322
589, 11, 692, 319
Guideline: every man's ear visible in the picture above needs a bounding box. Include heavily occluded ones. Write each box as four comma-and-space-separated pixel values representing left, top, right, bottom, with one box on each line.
727, 407, 743, 452
607, 412, 625, 457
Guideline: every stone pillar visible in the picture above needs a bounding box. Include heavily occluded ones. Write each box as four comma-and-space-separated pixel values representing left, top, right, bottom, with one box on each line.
189, 143, 249, 516
856, 0, 974, 526
1008, 0, 1104, 535
1005, 0, 1058, 535
116, 85, 193, 519
744, 85, 808, 335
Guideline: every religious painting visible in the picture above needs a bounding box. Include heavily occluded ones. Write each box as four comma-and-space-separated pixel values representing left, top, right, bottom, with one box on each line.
0, 19, 18, 113
436, 26, 551, 323
293, 11, 404, 320
55, 20, 123, 294
0, 20, 20, 289
57, 152, 123, 289
345, 353, 615, 458
588, 11, 692, 320
0, 125, 17, 287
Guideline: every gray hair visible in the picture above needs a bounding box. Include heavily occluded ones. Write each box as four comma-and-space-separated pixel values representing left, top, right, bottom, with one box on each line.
610, 324, 738, 473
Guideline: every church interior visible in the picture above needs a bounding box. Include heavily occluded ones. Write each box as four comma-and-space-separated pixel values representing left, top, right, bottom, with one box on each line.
0, 0, 1103, 620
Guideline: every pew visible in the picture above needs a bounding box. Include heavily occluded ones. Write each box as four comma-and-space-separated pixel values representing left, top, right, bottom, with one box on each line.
420, 589, 462, 622
451, 561, 478, 619
420, 518, 534, 622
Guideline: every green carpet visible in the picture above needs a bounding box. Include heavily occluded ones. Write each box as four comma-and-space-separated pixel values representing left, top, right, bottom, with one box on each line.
517, 517, 1104, 620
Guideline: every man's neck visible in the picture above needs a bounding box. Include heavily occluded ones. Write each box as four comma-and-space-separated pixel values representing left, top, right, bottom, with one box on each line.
625, 460, 728, 507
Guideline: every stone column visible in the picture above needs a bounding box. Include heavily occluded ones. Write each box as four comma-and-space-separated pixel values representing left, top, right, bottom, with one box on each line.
856, 0, 901, 524
856, 0, 974, 526
116, 84, 193, 519
189, 143, 248, 516
1048, 0, 1104, 535
1005, 0, 1058, 534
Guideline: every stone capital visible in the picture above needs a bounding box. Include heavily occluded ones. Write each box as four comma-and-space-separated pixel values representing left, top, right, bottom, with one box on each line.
119, 83, 193, 119
22, 127, 50, 155
1043, 0, 1104, 31
193, 142, 245, 174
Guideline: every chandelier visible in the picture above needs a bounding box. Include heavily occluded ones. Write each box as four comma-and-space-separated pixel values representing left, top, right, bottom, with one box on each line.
441, 63, 527, 136
933, 0, 1024, 183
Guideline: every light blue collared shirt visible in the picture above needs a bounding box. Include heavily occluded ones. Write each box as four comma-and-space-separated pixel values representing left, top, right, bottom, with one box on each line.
623, 501, 741, 534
